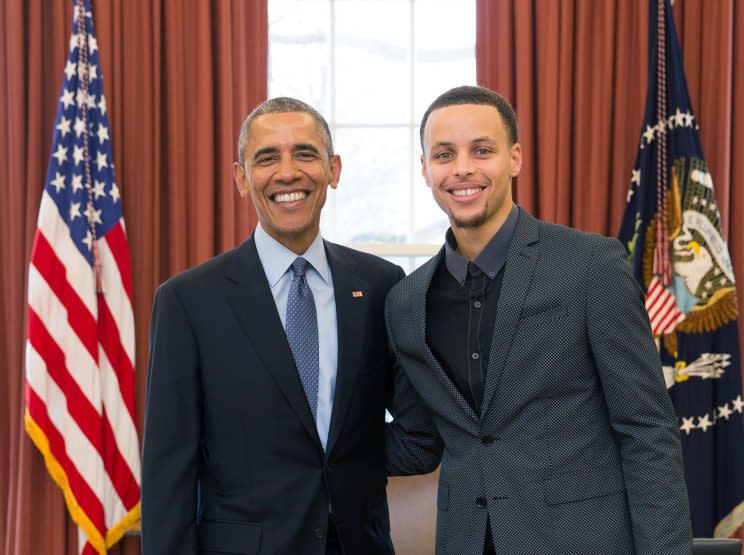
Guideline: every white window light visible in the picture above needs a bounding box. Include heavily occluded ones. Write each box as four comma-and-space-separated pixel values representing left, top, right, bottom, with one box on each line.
269, 0, 475, 271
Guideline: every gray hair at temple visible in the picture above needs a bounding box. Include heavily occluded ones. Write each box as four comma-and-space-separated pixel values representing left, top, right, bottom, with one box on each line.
236, 97, 334, 166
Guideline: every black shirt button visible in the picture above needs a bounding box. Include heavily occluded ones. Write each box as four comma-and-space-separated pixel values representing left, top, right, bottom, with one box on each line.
476, 496, 488, 508
481, 435, 495, 445
313, 527, 324, 539
471, 352, 479, 360
474, 301, 482, 308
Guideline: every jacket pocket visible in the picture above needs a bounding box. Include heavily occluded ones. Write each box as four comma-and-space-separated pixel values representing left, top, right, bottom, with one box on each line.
543, 469, 624, 505
197, 521, 262, 554
517, 306, 567, 329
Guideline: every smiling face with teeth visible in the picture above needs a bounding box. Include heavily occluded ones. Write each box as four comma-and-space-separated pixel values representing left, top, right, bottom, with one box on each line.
233, 111, 341, 254
421, 103, 522, 257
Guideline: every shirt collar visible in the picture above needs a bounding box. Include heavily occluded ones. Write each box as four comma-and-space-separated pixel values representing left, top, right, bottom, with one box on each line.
254, 223, 332, 287
444, 203, 519, 286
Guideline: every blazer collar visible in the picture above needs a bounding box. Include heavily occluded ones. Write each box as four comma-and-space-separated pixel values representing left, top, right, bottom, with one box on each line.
225, 235, 322, 451
323, 242, 370, 456
224, 237, 371, 456
403, 207, 540, 424
407, 247, 482, 426
479, 207, 540, 418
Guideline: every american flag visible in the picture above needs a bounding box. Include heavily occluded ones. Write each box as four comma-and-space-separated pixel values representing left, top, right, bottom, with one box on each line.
644, 275, 685, 335
24, 1, 141, 553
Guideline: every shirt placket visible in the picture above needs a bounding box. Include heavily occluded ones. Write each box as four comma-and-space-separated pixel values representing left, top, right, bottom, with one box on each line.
466, 264, 487, 413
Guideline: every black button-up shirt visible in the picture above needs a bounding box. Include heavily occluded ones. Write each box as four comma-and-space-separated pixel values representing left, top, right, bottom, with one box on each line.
426, 204, 519, 414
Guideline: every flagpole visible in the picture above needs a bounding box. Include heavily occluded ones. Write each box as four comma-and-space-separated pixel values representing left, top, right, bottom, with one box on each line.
75, 0, 104, 294
654, 0, 671, 286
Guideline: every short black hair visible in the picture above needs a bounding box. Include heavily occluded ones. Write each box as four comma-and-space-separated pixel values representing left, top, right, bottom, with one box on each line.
237, 97, 333, 165
419, 85, 518, 151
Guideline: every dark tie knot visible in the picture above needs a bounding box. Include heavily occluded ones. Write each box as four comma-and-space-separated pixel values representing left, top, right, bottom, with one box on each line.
292, 257, 310, 278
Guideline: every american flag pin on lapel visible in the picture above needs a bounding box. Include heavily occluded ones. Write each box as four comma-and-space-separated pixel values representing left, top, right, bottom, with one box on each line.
352, 291, 364, 298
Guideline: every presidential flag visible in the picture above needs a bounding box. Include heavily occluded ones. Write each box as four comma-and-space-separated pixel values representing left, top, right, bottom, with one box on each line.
24, 1, 141, 553
618, 0, 744, 537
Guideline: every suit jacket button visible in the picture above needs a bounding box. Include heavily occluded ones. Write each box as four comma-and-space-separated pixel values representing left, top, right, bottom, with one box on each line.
313, 527, 325, 539
476, 496, 488, 508
481, 435, 495, 445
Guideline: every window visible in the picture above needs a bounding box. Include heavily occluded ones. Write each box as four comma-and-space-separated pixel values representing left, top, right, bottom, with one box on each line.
269, 0, 476, 272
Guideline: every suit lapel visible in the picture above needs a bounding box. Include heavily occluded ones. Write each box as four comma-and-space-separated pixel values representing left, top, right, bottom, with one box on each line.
224, 236, 322, 450
408, 249, 480, 424
324, 242, 369, 455
480, 209, 540, 418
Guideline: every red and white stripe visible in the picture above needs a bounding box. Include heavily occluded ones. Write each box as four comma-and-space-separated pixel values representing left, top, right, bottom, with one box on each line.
645, 275, 686, 335
25, 192, 140, 554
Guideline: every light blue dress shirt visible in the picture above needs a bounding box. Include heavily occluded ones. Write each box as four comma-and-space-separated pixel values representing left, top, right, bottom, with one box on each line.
254, 224, 338, 451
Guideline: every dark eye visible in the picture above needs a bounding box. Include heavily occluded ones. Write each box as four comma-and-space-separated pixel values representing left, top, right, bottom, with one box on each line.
254, 155, 277, 166
296, 151, 319, 161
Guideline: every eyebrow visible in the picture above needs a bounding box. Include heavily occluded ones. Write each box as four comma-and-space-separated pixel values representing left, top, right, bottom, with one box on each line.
252, 144, 321, 162
431, 141, 455, 150
293, 143, 321, 155
431, 137, 495, 150
251, 147, 276, 161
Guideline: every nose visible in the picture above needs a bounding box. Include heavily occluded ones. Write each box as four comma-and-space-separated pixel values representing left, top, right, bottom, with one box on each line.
453, 157, 474, 178
274, 155, 302, 183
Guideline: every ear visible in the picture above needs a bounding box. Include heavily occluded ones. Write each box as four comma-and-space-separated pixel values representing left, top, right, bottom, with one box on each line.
420, 154, 431, 188
233, 162, 250, 198
328, 154, 342, 190
509, 143, 523, 177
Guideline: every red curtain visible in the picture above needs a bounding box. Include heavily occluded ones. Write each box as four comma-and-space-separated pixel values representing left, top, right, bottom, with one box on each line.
477, 0, 744, 540
0, 1, 266, 553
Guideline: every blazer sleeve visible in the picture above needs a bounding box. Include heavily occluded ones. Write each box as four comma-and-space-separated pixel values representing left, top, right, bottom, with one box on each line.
141, 282, 201, 554
585, 237, 693, 555
384, 290, 444, 476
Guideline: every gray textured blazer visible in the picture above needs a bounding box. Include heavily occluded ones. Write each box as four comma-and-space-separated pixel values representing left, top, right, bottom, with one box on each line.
385, 207, 693, 555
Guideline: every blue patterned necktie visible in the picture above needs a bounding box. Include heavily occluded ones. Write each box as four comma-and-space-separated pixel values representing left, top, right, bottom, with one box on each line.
286, 257, 319, 420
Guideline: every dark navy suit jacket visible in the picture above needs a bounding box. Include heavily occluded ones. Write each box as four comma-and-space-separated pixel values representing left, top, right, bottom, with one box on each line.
141, 235, 403, 555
